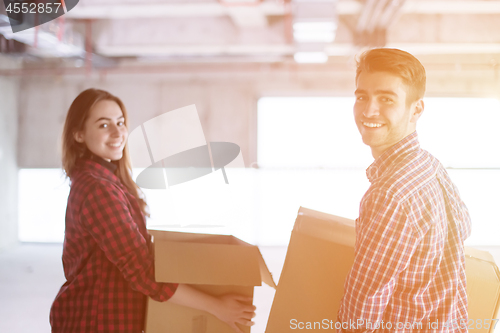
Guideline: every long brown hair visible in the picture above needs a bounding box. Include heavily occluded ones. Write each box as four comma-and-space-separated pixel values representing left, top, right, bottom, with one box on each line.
61, 88, 149, 217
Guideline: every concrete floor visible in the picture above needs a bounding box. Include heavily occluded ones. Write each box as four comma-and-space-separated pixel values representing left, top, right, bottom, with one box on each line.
0, 243, 287, 333
0, 244, 68, 333
1, 243, 499, 333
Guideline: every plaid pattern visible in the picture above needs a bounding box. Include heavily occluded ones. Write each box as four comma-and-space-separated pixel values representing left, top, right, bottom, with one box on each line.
50, 158, 178, 333
338, 132, 471, 333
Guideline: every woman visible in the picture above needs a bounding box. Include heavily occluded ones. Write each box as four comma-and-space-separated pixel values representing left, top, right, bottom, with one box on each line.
50, 88, 255, 333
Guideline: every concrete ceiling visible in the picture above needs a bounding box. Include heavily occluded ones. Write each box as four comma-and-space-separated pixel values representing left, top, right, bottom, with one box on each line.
1, 0, 500, 70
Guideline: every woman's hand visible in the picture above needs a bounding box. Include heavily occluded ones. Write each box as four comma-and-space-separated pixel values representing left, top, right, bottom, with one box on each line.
211, 294, 256, 333
168, 284, 256, 333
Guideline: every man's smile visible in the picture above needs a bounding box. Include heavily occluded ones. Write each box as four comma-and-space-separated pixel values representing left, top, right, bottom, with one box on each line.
362, 122, 384, 128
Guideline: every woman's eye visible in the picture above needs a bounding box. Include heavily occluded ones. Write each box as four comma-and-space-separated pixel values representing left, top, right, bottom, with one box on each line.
356, 96, 365, 101
99, 123, 108, 128
117, 121, 125, 126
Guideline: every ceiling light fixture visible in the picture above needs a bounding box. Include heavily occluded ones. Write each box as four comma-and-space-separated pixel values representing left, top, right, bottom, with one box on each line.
293, 21, 337, 43
293, 51, 328, 63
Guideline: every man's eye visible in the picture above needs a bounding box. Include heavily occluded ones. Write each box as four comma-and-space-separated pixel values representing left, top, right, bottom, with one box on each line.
356, 96, 365, 101
381, 97, 393, 103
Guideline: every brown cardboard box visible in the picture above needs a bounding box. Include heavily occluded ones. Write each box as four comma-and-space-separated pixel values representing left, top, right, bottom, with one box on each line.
465, 247, 500, 333
265, 207, 355, 332
145, 230, 276, 333
266, 207, 500, 333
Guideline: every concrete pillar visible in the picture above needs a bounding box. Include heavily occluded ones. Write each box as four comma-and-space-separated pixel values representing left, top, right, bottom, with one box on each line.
0, 59, 19, 251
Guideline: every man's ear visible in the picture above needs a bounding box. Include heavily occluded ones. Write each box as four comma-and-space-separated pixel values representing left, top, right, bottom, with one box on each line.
73, 131, 85, 143
410, 99, 424, 123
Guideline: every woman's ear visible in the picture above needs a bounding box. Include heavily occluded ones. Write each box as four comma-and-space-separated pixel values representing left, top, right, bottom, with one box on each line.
410, 99, 424, 123
73, 131, 85, 143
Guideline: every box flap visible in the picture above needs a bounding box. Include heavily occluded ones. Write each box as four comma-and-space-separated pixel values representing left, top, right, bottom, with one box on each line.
465, 246, 496, 264
228, 236, 277, 289
153, 238, 263, 286
149, 229, 235, 245
149, 230, 276, 289
257, 248, 277, 289
296, 207, 356, 247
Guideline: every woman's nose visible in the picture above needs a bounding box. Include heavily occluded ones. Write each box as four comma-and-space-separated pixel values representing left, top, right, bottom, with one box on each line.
110, 124, 124, 137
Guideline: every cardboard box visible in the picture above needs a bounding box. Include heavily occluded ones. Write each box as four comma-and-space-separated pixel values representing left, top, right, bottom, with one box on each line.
265, 207, 355, 332
145, 230, 276, 333
266, 207, 500, 333
465, 247, 500, 333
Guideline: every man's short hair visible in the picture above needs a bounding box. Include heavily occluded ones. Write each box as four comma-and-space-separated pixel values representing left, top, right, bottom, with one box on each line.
355, 48, 426, 105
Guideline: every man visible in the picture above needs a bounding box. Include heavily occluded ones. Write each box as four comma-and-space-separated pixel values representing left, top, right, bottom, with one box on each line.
337, 48, 471, 332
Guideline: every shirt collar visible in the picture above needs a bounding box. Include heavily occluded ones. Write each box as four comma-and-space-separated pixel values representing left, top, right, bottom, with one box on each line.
366, 131, 420, 183
77, 151, 118, 177
87, 153, 118, 173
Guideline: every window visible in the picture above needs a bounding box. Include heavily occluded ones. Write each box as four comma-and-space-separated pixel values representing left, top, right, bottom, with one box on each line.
257, 97, 500, 246
18, 97, 500, 246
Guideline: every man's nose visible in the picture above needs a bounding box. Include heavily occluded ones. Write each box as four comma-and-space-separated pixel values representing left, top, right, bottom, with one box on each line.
363, 100, 380, 118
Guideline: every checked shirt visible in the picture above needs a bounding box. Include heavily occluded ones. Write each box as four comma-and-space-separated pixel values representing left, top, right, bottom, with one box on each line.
337, 132, 471, 333
50, 156, 178, 333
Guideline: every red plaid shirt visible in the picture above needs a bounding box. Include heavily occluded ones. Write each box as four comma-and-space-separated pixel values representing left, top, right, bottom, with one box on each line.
50, 157, 178, 333
338, 132, 471, 333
